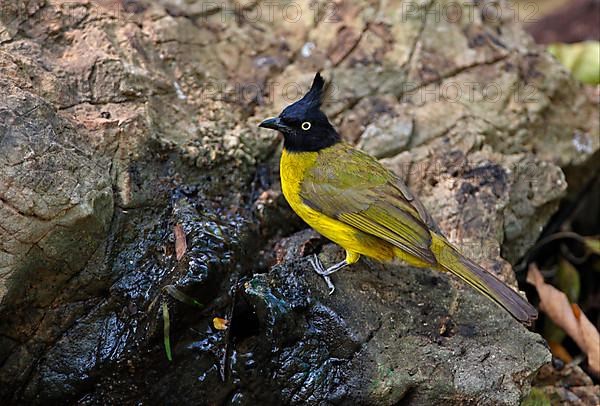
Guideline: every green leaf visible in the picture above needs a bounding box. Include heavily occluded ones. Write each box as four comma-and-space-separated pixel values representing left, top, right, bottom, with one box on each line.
543, 317, 566, 344
521, 387, 551, 406
163, 285, 203, 308
162, 301, 173, 362
554, 258, 580, 303
584, 236, 600, 255
548, 41, 600, 85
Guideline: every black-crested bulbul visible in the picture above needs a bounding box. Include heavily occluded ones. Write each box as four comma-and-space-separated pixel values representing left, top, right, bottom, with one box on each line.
259, 73, 537, 324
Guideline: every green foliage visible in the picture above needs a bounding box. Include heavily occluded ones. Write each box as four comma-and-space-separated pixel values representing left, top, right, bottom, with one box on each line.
555, 258, 580, 303
584, 236, 600, 255
163, 301, 173, 362
548, 41, 600, 85
543, 317, 566, 344
521, 387, 551, 406
164, 285, 203, 308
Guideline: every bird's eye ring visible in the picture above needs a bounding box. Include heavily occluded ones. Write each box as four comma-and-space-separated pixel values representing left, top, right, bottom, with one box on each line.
301, 122, 311, 131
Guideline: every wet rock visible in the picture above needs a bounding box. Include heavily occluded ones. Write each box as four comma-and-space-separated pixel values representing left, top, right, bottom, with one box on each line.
13, 191, 256, 404
235, 242, 549, 405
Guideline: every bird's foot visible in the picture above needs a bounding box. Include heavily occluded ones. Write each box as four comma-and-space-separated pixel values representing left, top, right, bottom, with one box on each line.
308, 254, 336, 295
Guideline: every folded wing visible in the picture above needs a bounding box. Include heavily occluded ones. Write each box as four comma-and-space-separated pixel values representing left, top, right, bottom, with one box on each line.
301, 144, 438, 265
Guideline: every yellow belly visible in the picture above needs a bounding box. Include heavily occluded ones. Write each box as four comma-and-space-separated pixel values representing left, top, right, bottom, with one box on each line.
279, 148, 395, 262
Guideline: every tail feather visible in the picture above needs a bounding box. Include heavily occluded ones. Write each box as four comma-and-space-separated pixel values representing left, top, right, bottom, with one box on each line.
431, 234, 538, 325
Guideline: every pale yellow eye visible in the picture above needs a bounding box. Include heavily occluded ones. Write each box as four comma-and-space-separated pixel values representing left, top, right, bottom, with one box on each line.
301, 121, 311, 131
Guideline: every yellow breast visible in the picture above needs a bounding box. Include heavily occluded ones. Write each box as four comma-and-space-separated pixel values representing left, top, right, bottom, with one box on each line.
279, 148, 322, 224
279, 148, 394, 262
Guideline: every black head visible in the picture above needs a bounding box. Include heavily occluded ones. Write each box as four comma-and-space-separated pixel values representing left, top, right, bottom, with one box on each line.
259, 73, 340, 152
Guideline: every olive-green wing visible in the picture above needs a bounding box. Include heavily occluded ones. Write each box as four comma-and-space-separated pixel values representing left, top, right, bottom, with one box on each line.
301, 144, 438, 264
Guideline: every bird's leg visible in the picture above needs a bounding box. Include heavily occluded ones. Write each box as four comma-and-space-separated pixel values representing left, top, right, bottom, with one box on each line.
308, 254, 350, 295
316, 259, 350, 276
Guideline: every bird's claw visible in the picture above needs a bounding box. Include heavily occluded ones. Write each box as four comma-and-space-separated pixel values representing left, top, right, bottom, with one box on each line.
309, 254, 336, 294
326, 278, 335, 295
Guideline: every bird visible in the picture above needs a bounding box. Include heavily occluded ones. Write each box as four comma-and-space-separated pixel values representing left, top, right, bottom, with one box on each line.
259, 72, 537, 324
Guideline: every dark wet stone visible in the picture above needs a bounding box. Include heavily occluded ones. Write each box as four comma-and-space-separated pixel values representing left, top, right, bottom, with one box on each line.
4, 191, 257, 404
229, 242, 550, 405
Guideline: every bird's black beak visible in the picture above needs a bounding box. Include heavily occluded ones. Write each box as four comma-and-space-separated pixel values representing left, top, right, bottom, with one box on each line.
259, 117, 286, 131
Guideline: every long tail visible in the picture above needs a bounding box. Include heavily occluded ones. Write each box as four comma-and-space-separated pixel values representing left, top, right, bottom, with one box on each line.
431, 234, 538, 324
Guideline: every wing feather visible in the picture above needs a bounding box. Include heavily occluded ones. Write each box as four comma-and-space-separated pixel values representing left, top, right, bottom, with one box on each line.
300, 144, 438, 265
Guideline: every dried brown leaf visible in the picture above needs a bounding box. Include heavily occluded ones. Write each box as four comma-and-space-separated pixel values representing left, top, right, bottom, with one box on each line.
174, 224, 187, 261
527, 264, 600, 376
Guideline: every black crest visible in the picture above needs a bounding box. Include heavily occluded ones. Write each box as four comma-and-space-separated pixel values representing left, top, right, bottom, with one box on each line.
259, 72, 340, 152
